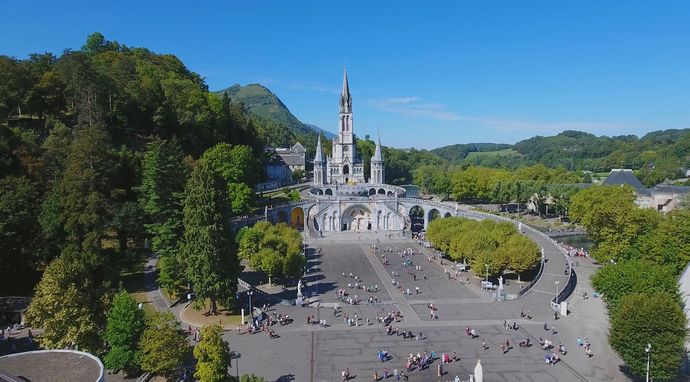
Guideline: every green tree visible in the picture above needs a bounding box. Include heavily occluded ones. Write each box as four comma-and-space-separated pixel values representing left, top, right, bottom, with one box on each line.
58, 124, 113, 252
500, 234, 540, 281
0, 176, 41, 277
139, 312, 189, 379
227, 182, 254, 215
570, 185, 660, 262
251, 247, 282, 286
138, 137, 189, 294
427, 217, 539, 278
625, 210, 690, 275
82, 32, 118, 55
0, 55, 31, 121
103, 291, 145, 372
609, 293, 686, 381
239, 222, 304, 284
591, 259, 679, 312
182, 161, 239, 314
194, 324, 230, 382
202, 143, 259, 187
202, 143, 259, 216
24, 253, 109, 352
238, 374, 267, 382
291, 168, 305, 181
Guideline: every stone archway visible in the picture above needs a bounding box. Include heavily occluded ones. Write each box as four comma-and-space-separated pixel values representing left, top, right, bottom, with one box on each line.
444, 212, 452, 218
408, 205, 425, 233
325, 188, 333, 195
428, 208, 441, 224
342, 205, 372, 231
369, 188, 376, 196
290, 207, 304, 231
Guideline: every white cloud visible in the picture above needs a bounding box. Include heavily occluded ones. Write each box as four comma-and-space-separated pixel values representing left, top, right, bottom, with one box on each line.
367, 96, 650, 136
463, 117, 650, 135
286, 81, 340, 94
366, 97, 462, 121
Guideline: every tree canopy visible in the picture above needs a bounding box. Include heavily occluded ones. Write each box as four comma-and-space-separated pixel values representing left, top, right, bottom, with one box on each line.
182, 161, 239, 314
237, 221, 304, 285
103, 290, 145, 372
609, 293, 686, 381
426, 217, 540, 278
194, 324, 230, 382
139, 312, 189, 378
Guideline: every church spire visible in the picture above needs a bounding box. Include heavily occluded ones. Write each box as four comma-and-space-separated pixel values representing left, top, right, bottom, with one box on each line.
314, 134, 324, 163
372, 132, 383, 162
339, 68, 352, 114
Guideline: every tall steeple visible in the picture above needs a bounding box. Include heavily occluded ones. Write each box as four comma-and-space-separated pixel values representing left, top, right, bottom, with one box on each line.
370, 132, 385, 184
372, 133, 383, 162
313, 134, 326, 186
314, 134, 324, 163
339, 68, 352, 114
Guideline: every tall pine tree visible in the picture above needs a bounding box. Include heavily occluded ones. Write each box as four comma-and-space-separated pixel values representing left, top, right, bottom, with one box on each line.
182, 160, 238, 314
58, 124, 113, 252
138, 136, 188, 294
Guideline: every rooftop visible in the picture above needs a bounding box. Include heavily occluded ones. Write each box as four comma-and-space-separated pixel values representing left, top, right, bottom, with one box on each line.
0, 298, 31, 313
0, 350, 104, 382
601, 169, 645, 191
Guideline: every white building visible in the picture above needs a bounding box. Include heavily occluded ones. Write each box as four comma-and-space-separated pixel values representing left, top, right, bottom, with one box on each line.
314, 69, 384, 185
307, 70, 406, 232
602, 169, 690, 212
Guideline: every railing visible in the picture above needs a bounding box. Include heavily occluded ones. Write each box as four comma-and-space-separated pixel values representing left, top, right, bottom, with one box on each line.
519, 258, 546, 297
455, 205, 574, 302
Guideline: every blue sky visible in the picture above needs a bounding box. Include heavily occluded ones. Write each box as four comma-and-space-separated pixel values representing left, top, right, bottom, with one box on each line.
2, 1, 689, 149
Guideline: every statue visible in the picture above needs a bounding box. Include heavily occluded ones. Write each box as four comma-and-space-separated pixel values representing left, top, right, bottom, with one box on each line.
297, 279, 303, 297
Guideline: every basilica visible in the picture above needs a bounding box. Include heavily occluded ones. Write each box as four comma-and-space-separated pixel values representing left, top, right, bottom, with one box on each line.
313, 69, 384, 186
307, 70, 407, 232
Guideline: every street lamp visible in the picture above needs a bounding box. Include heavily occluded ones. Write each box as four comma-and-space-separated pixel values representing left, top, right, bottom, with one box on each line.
247, 291, 254, 323
485, 263, 489, 282
555, 281, 560, 304
645, 343, 652, 382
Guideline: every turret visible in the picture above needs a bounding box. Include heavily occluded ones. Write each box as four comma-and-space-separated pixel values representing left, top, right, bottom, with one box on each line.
313, 134, 326, 186
370, 133, 385, 184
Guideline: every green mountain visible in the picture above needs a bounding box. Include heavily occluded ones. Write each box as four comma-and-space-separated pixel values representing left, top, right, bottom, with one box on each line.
431, 129, 690, 185
214, 84, 334, 139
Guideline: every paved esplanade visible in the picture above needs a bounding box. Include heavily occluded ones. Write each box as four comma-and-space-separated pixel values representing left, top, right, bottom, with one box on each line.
226, 227, 625, 382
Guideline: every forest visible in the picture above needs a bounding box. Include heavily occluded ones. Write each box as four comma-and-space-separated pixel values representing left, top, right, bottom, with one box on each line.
432, 129, 690, 186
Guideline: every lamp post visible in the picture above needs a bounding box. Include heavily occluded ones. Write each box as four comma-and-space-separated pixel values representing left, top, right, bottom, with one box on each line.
645, 343, 652, 382
555, 281, 560, 304
247, 290, 254, 324
485, 263, 489, 282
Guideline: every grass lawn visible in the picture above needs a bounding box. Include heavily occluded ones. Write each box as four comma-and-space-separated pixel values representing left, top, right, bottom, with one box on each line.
130, 291, 157, 317
464, 148, 521, 160
117, 249, 155, 316
181, 300, 244, 329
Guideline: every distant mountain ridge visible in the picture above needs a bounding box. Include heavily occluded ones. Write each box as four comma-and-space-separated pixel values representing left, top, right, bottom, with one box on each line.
213, 83, 335, 139
431, 129, 690, 185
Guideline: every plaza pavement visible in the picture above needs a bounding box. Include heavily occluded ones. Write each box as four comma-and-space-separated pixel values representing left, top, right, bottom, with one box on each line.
220, 234, 627, 382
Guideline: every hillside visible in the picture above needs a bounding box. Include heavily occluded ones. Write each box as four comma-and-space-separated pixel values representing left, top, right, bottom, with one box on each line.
432, 129, 690, 185
214, 84, 333, 139
431, 143, 513, 162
